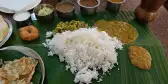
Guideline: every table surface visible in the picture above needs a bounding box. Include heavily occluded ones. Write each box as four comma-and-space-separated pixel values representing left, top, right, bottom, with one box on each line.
1, 0, 168, 57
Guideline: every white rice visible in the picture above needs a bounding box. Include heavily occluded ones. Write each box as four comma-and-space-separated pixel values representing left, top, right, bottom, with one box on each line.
45, 31, 53, 38
44, 28, 123, 84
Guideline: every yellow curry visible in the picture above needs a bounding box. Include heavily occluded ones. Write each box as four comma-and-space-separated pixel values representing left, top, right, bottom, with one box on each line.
95, 20, 138, 44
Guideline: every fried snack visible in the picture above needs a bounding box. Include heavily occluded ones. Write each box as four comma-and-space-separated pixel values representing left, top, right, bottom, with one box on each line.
0, 57, 38, 84
19, 25, 39, 41
95, 20, 138, 44
129, 46, 152, 70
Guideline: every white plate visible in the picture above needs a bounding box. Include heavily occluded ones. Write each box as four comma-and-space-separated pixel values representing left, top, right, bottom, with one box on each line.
0, 19, 13, 48
0, 0, 41, 13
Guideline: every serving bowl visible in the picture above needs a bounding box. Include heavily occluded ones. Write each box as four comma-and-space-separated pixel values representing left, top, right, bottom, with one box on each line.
77, 0, 100, 15
55, 1, 75, 20
13, 11, 31, 28
0, 19, 13, 48
106, 0, 125, 13
33, 4, 55, 23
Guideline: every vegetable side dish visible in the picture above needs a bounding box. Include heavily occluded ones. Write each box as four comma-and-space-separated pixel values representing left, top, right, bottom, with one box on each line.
53, 20, 88, 34
38, 7, 53, 16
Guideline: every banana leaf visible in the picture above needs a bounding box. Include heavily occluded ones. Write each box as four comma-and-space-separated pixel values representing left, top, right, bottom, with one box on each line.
0, 11, 168, 84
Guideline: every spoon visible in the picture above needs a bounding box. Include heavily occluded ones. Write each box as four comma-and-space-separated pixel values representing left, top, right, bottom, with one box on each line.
0, 46, 45, 84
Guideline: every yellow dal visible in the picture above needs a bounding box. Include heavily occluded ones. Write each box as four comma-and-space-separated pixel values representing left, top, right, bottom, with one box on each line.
95, 20, 138, 44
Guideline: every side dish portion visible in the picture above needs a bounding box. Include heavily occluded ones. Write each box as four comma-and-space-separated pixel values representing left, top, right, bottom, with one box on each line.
53, 20, 88, 34
19, 25, 39, 41
0, 57, 38, 84
129, 46, 152, 70
95, 20, 138, 44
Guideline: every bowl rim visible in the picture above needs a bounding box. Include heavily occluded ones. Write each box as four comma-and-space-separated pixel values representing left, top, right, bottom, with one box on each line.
55, 1, 75, 13
33, 4, 54, 16
107, 0, 126, 4
77, 0, 100, 8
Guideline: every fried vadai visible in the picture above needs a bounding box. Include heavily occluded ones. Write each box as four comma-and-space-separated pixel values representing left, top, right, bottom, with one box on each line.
129, 46, 152, 70
94, 20, 138, 44
19, 25, 39, 41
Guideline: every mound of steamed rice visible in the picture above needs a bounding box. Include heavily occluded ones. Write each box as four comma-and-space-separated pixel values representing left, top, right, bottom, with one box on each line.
43, 28, 123, 84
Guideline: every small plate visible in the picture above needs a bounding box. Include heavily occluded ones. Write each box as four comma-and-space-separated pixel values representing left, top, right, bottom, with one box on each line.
0, 0, 41, 13
0, 19, 13, 48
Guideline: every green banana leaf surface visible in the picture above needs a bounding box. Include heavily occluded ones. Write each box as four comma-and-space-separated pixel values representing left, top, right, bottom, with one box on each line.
1, 11, 168, 84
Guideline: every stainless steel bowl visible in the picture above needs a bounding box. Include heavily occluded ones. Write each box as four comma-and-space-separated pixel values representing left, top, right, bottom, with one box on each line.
33, 4, 55, 23
13, 11, 31, 28
106, 0, 125, 13
77, 0, 100, 15
0, 19, 13, 48
56, 1, 75, 20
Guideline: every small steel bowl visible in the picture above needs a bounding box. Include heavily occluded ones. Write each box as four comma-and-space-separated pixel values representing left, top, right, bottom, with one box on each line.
55, 1, 75, 20
106, 0, 125, 13
13, 11, 31, 28
77, 0, 100, 15
33, 4, 55, 23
